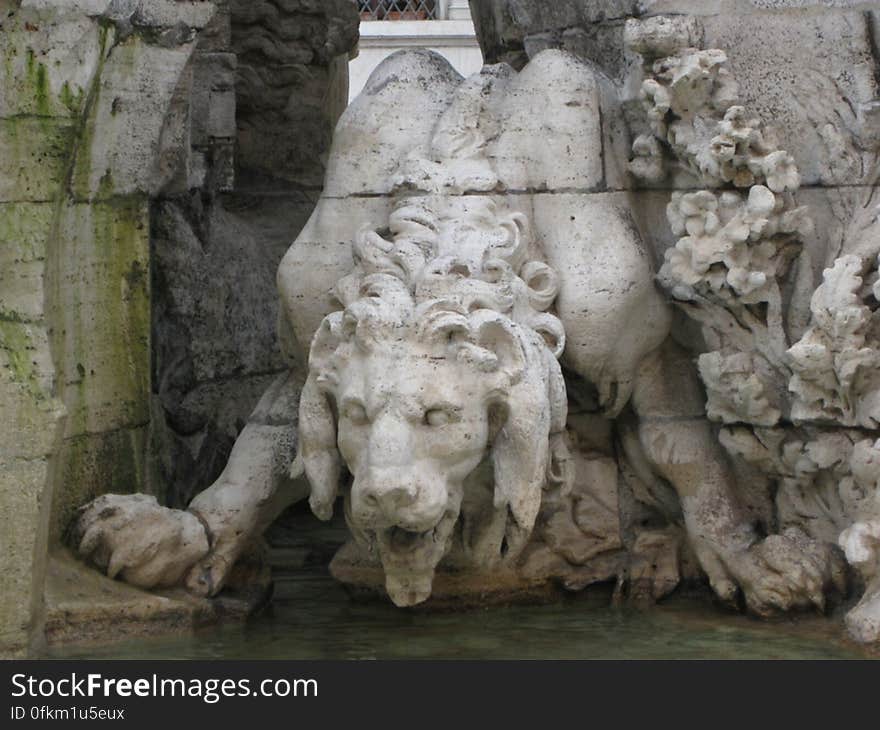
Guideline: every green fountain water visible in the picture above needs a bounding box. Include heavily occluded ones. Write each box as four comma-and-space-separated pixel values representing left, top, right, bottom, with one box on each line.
47, 566, 877, 660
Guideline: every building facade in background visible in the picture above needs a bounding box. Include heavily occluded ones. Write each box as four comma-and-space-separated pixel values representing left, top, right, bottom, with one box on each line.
349, 0, 482, 102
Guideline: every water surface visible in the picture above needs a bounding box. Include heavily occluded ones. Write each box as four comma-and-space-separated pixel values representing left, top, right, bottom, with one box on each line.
48, 569, 876, 660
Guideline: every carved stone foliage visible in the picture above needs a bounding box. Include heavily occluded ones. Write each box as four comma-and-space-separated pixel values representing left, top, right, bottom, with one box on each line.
627, 15, 880, 643
788, 254, 880, 428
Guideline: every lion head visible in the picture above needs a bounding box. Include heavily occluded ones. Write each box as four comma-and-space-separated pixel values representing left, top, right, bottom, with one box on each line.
297, 195, 569, 606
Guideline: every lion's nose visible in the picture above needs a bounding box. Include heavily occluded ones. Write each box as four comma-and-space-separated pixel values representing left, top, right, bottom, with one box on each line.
360, 482, 418, 516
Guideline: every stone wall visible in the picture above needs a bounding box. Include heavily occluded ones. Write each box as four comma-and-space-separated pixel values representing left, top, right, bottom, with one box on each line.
0, 0, 218, 658
0, 0, 359, 657
151, 0, 358, 510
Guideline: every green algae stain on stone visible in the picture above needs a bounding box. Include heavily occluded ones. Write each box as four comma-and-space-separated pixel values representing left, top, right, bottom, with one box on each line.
58, 200, 151, 439
0, 203, 53, 263
23, 48, 50, 117
35, 61, 49, 116
59, 81, 85, 116
0, 320, 41, 399
51, 426, 150, 543
47, 198, 152, 542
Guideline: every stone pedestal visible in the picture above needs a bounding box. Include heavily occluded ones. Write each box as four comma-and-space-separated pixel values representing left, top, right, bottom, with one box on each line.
330, 542, 563, 609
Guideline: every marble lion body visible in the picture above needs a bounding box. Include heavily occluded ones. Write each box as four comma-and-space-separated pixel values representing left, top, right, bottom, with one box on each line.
74, 49, 843, 616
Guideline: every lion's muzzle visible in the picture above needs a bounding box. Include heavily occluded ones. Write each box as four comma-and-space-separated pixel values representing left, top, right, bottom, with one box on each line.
350, 466, 448, 533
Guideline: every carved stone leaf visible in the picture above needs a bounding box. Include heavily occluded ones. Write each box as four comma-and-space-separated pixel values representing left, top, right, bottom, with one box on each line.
698, 351, 781, 426
787, 255, 880, 427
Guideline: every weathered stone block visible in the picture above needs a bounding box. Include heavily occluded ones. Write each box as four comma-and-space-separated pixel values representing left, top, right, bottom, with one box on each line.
703, 9, 879, 188
0, 343, 64, 460
641, 0, 879, 12
0, 202, 54, 263
55, 200, 151, 438
69, 36, 196, 200
0, 457, 53, 658
0, 118, 74, 202
0, 202, 54, 323
190, 52, 237, 146
0, 9, 104, 119
0, 315, 55, 390
492, 49, 607, 191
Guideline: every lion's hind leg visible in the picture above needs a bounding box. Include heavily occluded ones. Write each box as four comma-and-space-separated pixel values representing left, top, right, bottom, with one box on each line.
629, 341, 845, 614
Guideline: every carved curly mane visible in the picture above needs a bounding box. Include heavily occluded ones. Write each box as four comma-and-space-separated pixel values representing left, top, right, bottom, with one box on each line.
298, 193, 572, 565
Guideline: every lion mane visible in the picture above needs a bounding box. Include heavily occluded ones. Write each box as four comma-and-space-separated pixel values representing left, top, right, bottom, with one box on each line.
297, 194, 572, 566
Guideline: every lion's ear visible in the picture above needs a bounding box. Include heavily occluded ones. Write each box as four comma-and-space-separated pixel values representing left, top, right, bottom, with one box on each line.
491, 386, 551, 540
299, 374, 341, 521
299, 314, 344, 521
475, 316, 552, 543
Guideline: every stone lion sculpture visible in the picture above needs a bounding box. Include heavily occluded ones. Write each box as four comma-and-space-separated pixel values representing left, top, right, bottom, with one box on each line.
73, 48, 845, 619
299, 194, 569, 605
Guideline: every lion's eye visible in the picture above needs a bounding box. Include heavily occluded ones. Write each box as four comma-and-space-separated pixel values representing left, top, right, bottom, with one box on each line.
424, 408, 451, 427
344, 402, 368, 425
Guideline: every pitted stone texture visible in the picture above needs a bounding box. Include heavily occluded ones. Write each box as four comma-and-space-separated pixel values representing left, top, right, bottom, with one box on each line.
0, 203, 54, 325
469, 0, 640, 67
323, 50, 463, 197
70, 37, 197, 200
491, 50, 611, 191
0, 11, 103, 119
472, 2, 880, 192
701, 9, 879, 188
54, 201, 151, 439
533, 192, 670, 405
625, 21, 877, 640
1, 0, 213, 656
326, 49, 629, 196
0, 119, 75, 202
231, 0, 359, 190
640, 1, 880, 13
0, 458, 56, 658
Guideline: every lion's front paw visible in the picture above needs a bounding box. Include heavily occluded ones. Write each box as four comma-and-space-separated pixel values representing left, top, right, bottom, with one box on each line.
698, 528, 846, 616
71, 494, 210, 589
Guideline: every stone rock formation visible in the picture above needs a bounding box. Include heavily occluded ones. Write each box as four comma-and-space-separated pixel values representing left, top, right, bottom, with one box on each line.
74, 36, 861, 641
6, 0, 880, 655
0, 0, 358, 658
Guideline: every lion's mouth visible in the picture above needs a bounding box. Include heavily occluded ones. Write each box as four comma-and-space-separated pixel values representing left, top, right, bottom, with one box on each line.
372, 508, 458, 561
364, 509, 461, 607
376, 524, 435, 556
387, 526, 428, 552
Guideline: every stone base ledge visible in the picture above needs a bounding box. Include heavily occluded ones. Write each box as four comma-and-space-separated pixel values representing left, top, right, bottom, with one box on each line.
43, 549, 270, 650
329, 541, 564, 609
